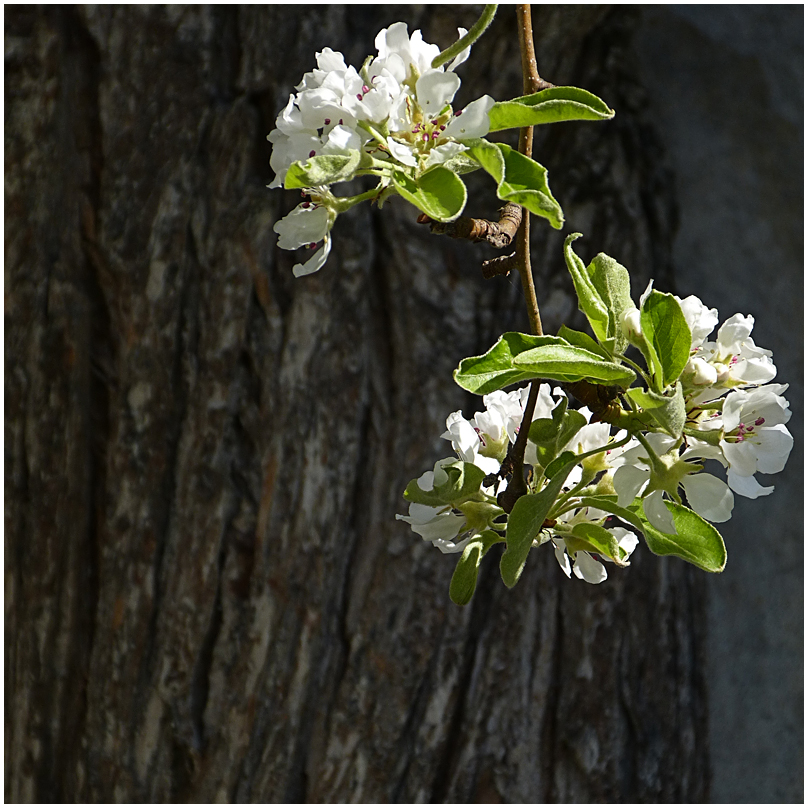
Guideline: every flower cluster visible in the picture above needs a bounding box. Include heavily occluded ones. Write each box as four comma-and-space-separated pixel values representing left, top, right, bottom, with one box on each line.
398, 290, 794, 592
269, 13, 793, 604
268, 23, 494, 276
397, 385, 643, 585
676, 295, 793, 499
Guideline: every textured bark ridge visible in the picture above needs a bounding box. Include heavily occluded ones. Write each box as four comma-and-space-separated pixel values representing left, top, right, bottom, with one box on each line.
5, 6, 707, 802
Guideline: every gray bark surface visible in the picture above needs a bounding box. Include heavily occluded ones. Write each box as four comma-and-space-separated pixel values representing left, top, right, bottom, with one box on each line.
6, 5, 708, 802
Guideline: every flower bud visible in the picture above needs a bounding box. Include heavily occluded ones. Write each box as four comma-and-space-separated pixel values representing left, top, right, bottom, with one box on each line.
713, 362, 730, 384
685, 356, 718, 386
621, 306, 643, 345
594, 470, 617, 497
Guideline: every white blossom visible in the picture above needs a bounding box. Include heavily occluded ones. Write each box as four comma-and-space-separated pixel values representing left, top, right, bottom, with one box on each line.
687, 313, 777, 396
611, 433, 735, 525
718, 385, 793, 496
272, 203, 334, 277
676, 294, 719, 349
551, 507, 639, 585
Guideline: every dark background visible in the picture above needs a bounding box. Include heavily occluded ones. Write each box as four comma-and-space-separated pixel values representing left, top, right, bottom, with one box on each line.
5, 4, 802, 802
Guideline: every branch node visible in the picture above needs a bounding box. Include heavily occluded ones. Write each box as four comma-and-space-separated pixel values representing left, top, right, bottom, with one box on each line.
481, 252, 517, 279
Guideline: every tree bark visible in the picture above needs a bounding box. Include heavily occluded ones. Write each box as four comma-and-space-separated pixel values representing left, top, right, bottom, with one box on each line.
5, 5, 708, 802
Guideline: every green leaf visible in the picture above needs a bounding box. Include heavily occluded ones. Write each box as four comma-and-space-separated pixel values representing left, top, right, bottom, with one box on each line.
562, 236, 634, 356
588, 253, 633, 355
454, 333, 563, 395
624, 385, 686, 437
488, 86, 615, 132
467, 141, 563, 229
284, 151, 362, 189
500, 452, 579, 587
564, 234, 609, 344
578, 495, 727, 573
453, 334, 634, 394
454, 332, 635, 395
630, 500, 727, 573
449, 530, 504, 606
647, 382, 686, 438
392, 167, 467, 222
513, 345, 636, 386
528, 401, 587, 469
557, 325, 613, 360
435, 152, 481, 176
544, 449, 577, 481
449, 537, 484, 605
403, 461, 485, 507
568, 522, 630, 566
640, 291, 692, 389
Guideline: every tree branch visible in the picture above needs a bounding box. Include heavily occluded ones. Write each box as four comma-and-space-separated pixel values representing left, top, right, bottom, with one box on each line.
417, 203, 522, 248
498, 4, 546, 513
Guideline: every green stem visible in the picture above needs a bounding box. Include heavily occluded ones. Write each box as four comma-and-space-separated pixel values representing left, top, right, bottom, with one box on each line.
545, 432, 634, 516
332, 188, 383, 213
682, 425, 722, 445
620, 354, 653, 387
431, 5, 498, 70
357, 120, 388, 147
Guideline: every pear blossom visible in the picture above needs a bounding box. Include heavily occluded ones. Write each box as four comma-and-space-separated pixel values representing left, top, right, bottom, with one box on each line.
686, 313, 777, 397
676, 294, 719, 349
611, 432, 735, 526
550, 507, 639, 584
718, 384, 793, 496
267, 21, 496, 242
442, 410, 500, 475
620, 280, 654, 345
395, 460, 472, 552
273, 202, 334, 277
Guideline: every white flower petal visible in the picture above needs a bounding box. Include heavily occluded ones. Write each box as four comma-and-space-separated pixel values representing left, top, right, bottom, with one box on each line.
639, 279, 654, 306
274, 204, 330, 250
375, 22, 410, 60
442, 411, 479, 461
323, 124, 361, 154
611, 527, 639, 558
685, 357, 718, 386
613, 465, 650, 507
447, 27, 472, 71
432, 534, 473, 554
643, 490, 677, 534
751, 424, 794, 474
415, 70, 461, 115
417, 470, 435, 491
407, 29, 441, 75
573, 552, 608, 584
410, 512, 466, 542
315, 47, 348, 74
676, 294, 718, 347
292, 236, 331, 277
682, 441, 727, 466
443, 95, 495, 139
720, 438, 759, 477
385, 137, 418, 167
727, 470, 775, 499
553, 540, 572, 578
424, 141, 467, 168
717, 313, 754, 355
681, 473, 734, 523
398, 502, 443, 525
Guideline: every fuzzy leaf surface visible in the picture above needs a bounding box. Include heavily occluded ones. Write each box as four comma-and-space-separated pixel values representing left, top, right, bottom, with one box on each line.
488, 86, 614, 132
392, 167, 467, 222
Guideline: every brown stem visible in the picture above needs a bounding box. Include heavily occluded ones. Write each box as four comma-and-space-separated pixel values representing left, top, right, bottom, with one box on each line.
516, 4, 554, 93
499, 4, 546, 512
417, 203, 522, 249
481, 252, 517, 278
497, 382, 539, 513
